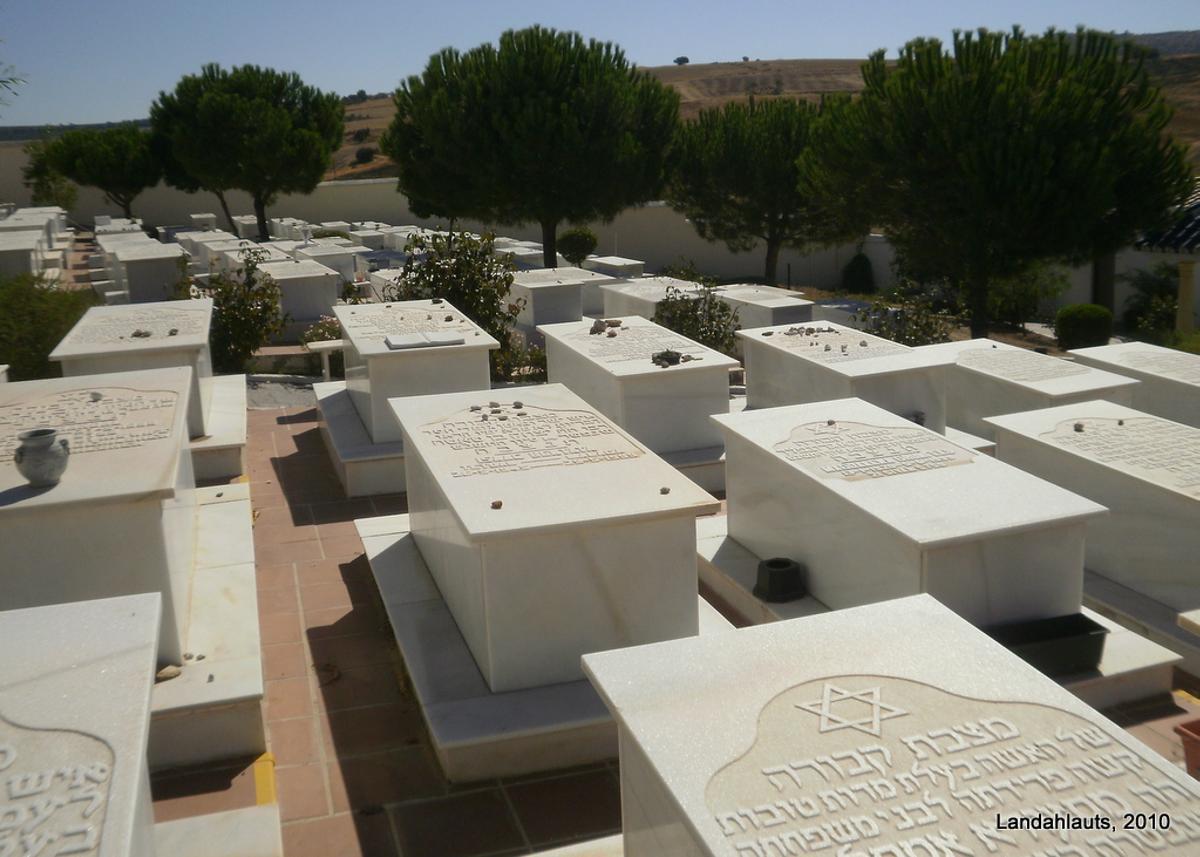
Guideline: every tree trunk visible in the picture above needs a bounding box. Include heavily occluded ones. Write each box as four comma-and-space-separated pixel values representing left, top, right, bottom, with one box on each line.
968, 276, 990, 339
541, 221, 558, 268
253, 196, 269, 242
1091, 251, 1116, 313
214, 190, 236, 234
764, 239, 781, 286
120, 198, 133, 219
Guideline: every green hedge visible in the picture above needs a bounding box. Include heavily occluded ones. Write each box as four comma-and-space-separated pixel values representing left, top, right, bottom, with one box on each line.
1055, 303, 1113, 350
0, 276, 97, 380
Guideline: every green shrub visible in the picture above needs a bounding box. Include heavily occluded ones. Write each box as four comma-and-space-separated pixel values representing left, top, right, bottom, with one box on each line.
354, 146, 375, 164
841, 251, 875, 294
1120, 263, 1178, 342
183, 248, 288, 371
301, 315, 344, 377
859, 293, 959, 346
556, 227, 598, 267
382, 231, 528, 381
1172, 332, 1200, 354
988, 264, 1068, 330
653, 285, 739, 355
1055, 303, 1113, 350
0, 275, 97, 380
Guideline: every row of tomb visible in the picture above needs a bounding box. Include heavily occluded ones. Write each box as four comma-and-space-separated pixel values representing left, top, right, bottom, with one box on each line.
3, 219, 1200, 853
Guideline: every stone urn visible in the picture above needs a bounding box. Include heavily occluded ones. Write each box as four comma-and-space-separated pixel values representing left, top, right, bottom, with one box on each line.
13, 428, 70, 487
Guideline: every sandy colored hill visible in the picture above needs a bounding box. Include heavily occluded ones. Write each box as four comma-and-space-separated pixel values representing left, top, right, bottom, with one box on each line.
324, 55, 1200, 181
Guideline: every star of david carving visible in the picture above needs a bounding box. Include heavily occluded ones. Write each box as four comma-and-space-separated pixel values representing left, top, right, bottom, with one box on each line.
795, 683, 909, 737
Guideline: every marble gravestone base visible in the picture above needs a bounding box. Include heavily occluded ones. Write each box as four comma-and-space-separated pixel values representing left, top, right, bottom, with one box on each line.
0, 593, 161, 857
583, 594, 1200, 857
1070, 342, 1200, 429
714, 397, 1105, 627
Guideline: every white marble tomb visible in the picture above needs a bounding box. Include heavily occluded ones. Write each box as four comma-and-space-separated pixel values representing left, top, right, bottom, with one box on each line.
509, 267, 624, 338
583, 594, 1200, 857
740, 321, 948, 432
539, 315, 737, 460
0, 593, 162, 857
112, 242, 187, 303
582, 255, 645, 279
916, 339, 1139, 440
987, 400, 1200, 612
716, 283, 814, 329
713, 398, 1105, 625
1070, 341, 1200, 429
51, 299, 215, 439
257, 259, 341, 329
392, 383, 720, 692
0, 367, 197, 664
599, 276, 708, 321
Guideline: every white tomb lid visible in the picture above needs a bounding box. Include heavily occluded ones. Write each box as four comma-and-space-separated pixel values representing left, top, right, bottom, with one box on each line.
51, 299, 212, 360
0, 593, 161, 857
179, 230, 236, 245
257, 259, 340, 281
735, 320, 932, 377
986, 399, 1200, 501
716, 283, 814, 308
599, 276, 706, 302
390, 382, 719, 538
921, 338, 1140, 396
511, 266, 623, 289
1071, 341, 1200, 388
0, 366, 192, 512
333, 299, 499, 357
538, 315, 739, 377
713, 397, 1105, 547
583, 593, 1200, 857
0, 230, 44, 251
113, 241, 186, 262
586, 255, 642, 266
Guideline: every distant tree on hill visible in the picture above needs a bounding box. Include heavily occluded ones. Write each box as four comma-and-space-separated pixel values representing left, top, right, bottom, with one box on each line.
807, 27, 1193, 336
674, 56, 689, 65
151, 65, 344, 239
669, 97, 859, 284
46, 123, 160, 218
382, 26, 679, 267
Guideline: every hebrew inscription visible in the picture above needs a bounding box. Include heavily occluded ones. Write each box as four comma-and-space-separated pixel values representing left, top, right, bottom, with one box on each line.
705, 676, 1200, 856
958, 348, 1089, 383
1120, 351, 1200, 386
774, 421, 974, 481
66, 308, 207, 345
340, 305, 479, 340
421, 403, 643, 477
0, 387, 178, 459
0, 715, 114, 857
1041, 417, 1200, 497
766, 327, 908, 364
566, 325, 703, 364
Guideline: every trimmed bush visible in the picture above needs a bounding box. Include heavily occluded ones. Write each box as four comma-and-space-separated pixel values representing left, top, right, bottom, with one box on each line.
0, 275, 97, 380
1055, 303, 1113, 350
354, 146, 376, 164
841, 251, 875, 294
556, 227, 598, 266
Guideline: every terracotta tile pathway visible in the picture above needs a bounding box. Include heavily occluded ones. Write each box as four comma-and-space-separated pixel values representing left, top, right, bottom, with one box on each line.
147, 399, 1200, 856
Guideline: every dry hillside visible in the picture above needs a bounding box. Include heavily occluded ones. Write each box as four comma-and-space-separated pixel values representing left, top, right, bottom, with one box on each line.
324, 55, 1200, 180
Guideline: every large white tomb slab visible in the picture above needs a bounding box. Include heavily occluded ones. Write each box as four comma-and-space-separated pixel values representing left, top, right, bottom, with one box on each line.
0, 229, 44, 277
112, 242, 187, 303
231, 214, 259, 239
740, 321, 948, 431
366, 267, 404, 302
987, 400, 1200, 613
715, 283, 814, 329
600, 276, 706, 320
510, 267, 624, 337
582, 255, 645, 279
714, 398, 1105, 625
0, 367, 196, 664
392, 383, 720, 692
583, 594, 1200, 857
335, 299, 498, 444
539, 316, 736, 487
0, 593, 161, 857
51, 299, 214, 438
293, 243, 363, 282
217, 243, 291, 274
189, 212, 217, 230
257, 259, 340, 328
1070, 341, 1200, 429
917, 339, 1139, 440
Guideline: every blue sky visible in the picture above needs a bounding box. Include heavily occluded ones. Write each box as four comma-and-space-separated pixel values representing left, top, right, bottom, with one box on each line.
2, 0, 1197, 126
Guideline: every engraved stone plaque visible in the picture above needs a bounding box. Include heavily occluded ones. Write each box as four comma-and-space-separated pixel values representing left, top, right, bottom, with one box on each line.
705, 676, 1200, 856
564, 324, 703, 365
340, 305, 479, 341
420, 402, 644, 478
1040, 416, 1200, 497
0, 386, 178, 460
0, 716, 113, 857
768, 327, 908, 363
1120, 350, 1200, 386
67, 307, 207, 345
958, 348, 1089, 382
773, 421, 974, 481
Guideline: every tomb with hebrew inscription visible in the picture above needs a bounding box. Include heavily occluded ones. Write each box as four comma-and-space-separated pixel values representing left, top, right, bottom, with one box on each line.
1070, 341, 1200, 429
988, 400, 1200, 628
583, 594, 1200, 857
599, 275, 706, 321
917, 339, 1139, 440
509, 267, 627, 343
539, 315, 738, 490
314, 299, 499, 497
713, 398, 1104, 626
740, 321, 950, 434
